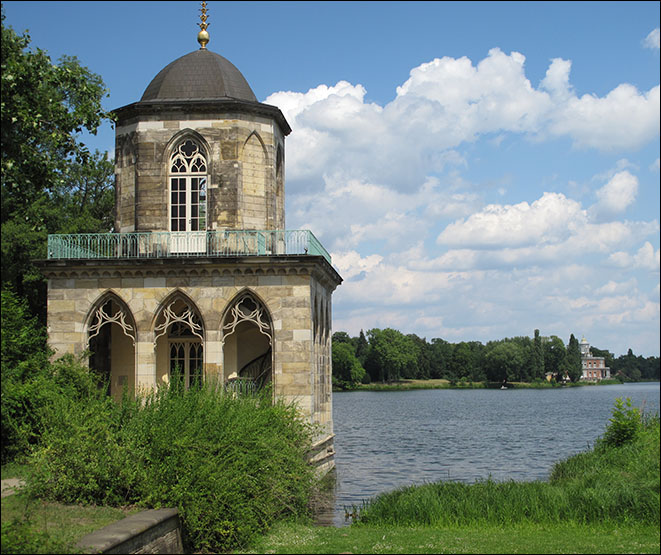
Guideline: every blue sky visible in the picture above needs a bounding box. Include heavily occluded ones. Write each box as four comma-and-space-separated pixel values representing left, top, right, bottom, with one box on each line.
3, 1, 660, 356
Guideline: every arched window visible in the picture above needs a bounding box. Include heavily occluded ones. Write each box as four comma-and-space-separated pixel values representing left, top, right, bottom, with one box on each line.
222, 291, 273, 392
154, 297, 205, 389
169, 139, 207, 233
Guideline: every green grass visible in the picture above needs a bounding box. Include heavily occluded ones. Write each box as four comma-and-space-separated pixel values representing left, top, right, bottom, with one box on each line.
238, 408, 660, 554
1, 490, 138, 554
238, 521, 660, 554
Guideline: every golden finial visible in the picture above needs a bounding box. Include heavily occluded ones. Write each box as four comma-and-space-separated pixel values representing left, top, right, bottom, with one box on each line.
197, 1, 210, 49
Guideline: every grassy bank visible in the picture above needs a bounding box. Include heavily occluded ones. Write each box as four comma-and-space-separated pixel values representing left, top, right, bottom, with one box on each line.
337, 377, 627, 392
1, 492, 138, 554
3, 392, 658, 554
240, 399, 660, 554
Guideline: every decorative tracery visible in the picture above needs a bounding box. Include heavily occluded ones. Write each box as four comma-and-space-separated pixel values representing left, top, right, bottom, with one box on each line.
170, 139, 207, 174
154, 301, 204, 345
88, 301, 136, 346
222, 293, 271, 340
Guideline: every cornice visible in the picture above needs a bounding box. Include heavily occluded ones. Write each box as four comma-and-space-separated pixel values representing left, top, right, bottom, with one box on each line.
37, 255, 342, 291
113, 98, 292, 136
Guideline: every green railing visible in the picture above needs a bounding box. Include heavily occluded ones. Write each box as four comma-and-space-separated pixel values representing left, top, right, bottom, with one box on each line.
47, 230, 331, 264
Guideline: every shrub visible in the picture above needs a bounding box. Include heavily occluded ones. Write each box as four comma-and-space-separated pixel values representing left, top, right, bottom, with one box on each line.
600, 397, 641, 448
27, 380, 317, 552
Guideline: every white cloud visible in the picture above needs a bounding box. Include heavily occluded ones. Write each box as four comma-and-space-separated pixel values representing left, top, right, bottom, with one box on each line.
436, 192, 584, 248
643, 28, 660, 50
547, 84, 660, 151
609, 242, 661, 271
269, 48, 660, 356
589, 170, 639, 221
269, 49, 660, 195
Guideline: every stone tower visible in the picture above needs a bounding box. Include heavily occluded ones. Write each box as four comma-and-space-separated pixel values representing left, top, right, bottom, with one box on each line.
40, 9, 341, 471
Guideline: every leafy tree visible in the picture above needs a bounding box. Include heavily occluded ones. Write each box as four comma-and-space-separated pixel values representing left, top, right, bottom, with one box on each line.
332, 331, 353, 345
484, 340, 525, 383
565, 334, 583, 382
405, 334, 432, 379
429, 338, 453, 379
448, 342, 474, 380
332, 342, 365, 388
1, 13, 114, 318
354, 329, 369, 365
532, 329, 545, 379
365, 328, 417, 382
543, 335, 566, 380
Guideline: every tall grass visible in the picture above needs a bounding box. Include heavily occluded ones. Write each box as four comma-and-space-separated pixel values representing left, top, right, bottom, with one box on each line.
354, 401, 659, 528
25, 378, 317, 553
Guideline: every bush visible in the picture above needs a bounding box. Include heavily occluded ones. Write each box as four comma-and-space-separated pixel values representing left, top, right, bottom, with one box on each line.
600, 397, 641, 448
27, 380, 317, 553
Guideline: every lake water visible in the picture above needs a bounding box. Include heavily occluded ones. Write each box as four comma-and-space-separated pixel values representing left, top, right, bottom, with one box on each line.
322, 382, 660, 526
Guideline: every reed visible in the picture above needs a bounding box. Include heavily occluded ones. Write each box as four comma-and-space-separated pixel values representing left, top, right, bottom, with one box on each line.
354, 405, 659, 527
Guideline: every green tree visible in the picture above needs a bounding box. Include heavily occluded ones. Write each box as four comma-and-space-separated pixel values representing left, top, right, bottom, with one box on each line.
544, 335, 567, 381
332, 331, 353, 345
354, 329, 369, 366
448, 342, 475, 380
1, 13, 114, 318
405, 334, 432, 379
429, 338, 453, 379
565, 334, 583, 382
332, 342, 365, 388
365, 328, 417, 382
532, 329, 545, 380
484, 341, 525, 383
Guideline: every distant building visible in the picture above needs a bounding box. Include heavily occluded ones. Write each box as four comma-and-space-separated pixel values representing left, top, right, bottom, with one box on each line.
580, 337, 611, 381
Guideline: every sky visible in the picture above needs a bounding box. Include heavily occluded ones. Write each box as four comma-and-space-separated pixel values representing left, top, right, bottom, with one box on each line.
3, 1, 660, 357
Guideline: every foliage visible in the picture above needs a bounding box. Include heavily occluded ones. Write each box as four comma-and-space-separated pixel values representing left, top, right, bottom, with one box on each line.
484, 341, 525, 383
25, 378, 317, 553
565, 334, 583, 382
364, 328, 418, 383
332, 327, 659, 386
598, 397, 642, 448
332, 342, 365, 389
1, 13, 114, 319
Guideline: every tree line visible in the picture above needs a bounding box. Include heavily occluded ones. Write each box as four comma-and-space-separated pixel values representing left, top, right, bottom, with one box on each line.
332, 328, 660, 389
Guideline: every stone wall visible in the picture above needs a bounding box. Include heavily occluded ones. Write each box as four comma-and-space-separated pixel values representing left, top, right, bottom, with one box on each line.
41, 256, 339, 437
114, 112, 285, 233
76, 508, 183, 554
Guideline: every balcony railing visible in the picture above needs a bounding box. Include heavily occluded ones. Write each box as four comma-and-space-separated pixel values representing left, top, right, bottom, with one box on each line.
47, 230, 331, 265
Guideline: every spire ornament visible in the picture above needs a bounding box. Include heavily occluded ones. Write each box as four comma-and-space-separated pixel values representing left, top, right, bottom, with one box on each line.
197, 1, 210, 49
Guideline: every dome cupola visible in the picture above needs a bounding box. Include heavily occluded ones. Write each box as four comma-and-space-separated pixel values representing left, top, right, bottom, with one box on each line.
140, 49, 258, 103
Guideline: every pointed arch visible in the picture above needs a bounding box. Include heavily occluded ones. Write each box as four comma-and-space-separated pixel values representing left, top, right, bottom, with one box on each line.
153, 290, 206, 389
221, 289, 273, 392
165, 132, 210, 237
220, 288, 273, 344
86, 291, 137, 401
164, 129, 212, 163
152, 289, 206, 345
241, 130, 269, 164
86, 290, 137, 347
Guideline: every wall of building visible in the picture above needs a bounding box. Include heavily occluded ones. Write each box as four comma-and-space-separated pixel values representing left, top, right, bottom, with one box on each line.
114, 113, 285, 233
43, 258, 338, 437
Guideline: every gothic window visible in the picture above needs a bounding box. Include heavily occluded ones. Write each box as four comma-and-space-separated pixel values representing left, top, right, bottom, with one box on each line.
169, 139, 207, 233
155, 298, 204, 389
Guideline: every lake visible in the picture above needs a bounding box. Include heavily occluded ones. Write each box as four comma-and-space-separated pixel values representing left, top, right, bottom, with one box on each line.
322, 382, 660, 526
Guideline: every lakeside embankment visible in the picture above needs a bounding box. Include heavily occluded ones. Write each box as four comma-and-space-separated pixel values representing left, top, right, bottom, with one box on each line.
334, 377, 635, 392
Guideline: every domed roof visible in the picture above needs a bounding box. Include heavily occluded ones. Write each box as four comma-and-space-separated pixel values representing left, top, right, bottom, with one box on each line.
141, 49, 257, 103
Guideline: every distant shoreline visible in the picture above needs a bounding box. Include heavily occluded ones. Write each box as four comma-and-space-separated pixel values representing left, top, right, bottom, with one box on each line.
333, 378, 659, 392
